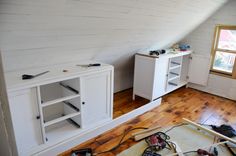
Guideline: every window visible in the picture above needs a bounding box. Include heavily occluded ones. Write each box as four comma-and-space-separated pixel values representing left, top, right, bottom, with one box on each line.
211, 25, 236, 78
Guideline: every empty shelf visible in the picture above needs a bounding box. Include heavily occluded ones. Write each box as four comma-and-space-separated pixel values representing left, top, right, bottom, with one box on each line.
41, 94, 80, 107
168, 82, 178, 86
45, 120, 81, 142
168, 76, 180, 82
171, 61, 181, 65
169, 65, 181, 70
44, 112, 81, 127
169, 72, 179, 76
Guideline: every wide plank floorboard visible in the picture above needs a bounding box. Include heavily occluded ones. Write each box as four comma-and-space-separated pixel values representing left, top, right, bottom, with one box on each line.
59, 87, 236, 156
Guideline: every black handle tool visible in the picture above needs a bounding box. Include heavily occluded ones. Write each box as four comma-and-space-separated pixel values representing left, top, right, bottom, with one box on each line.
22, 71, 50, 80
77, 63, 101, 67
88, 63, 101, 67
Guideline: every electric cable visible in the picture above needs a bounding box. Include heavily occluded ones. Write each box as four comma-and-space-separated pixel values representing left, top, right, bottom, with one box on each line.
94, 127, 148, 155
142, 131, 177, 156
88, 123, 236, 156
165, 123, 188, 133
182, 150, 197, 155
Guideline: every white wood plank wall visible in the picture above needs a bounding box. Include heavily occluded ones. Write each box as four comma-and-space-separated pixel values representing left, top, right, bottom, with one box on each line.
0, 52, 15, 156
182, 0, 236, 100
0, 0, 227, 92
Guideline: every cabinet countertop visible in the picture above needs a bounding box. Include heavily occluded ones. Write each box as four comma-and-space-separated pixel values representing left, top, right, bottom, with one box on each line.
5, 61, 113, 92
137, 50, 192, 59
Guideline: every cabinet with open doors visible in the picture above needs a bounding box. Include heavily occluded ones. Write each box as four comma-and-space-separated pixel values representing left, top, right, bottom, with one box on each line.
133, 51, 210, 101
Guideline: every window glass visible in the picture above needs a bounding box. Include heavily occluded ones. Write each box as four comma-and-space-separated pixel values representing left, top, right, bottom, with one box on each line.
218, 29, 236, 51
213, 51, 236, 73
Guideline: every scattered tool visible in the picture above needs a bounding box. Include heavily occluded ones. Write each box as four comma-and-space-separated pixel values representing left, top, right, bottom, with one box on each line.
183, 118, 236, 144
167, 141, 227, 156
63, 69, 69, 72
211, 124, 236, 138
71, 148, 93, 156
224, 142, 236, 156
22, 71, 49, 80
77, 63, 101, 68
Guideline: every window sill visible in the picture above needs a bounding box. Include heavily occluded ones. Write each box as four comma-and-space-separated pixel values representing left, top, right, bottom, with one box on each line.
210, 71, 233, 79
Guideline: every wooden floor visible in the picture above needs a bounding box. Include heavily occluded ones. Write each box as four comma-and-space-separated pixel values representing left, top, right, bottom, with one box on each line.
59, 87, 236, 156
113, 89, 149, 118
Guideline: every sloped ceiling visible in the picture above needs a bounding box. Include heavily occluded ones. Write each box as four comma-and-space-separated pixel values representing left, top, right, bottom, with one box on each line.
0, 0, 228, 91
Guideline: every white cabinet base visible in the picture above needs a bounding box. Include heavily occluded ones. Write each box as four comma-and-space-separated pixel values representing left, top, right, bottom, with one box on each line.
133, 51, 211, 101
133, 51, 192, 101
8, 89, 43, 155
4, 62, 114, 156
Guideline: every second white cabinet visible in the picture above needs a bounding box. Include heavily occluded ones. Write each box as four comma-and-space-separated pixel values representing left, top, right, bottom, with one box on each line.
133, 51, 210, 101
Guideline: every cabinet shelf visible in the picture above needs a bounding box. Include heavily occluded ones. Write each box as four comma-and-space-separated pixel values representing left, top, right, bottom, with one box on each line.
169, 65, 181, 70
168, 75, 180, 82
45, 120, 81, 143
41, 94, 80, 107
171, 61, 181, 65
169, 72, 179, 76
44, 112, 81, 127
166, 81, 188, 93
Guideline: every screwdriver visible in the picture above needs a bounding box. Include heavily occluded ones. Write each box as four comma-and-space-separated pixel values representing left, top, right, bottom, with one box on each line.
77, 63, 101, 67
22, 71, 50, 80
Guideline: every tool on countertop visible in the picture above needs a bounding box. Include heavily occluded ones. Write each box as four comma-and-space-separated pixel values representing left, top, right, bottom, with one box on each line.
77, 63, 101, 67
22, 71, 49, 80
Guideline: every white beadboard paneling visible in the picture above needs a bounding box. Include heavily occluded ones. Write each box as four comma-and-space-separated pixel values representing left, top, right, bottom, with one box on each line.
189, 74, 236, 100
0, 51, 16, 156
0, 0, 227, 92
182, 0, 236, 100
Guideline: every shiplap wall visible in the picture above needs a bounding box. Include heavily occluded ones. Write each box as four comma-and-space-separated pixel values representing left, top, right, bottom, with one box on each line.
0, 52, 14, 156
182, 0, 236, 100
0, 0, 227, 92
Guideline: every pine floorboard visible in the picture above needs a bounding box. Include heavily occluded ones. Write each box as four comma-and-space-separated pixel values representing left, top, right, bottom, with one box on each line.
59, 87, 236, 156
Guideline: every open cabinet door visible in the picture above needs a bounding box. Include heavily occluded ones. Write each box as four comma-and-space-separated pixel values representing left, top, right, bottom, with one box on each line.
188, 54, 211, 86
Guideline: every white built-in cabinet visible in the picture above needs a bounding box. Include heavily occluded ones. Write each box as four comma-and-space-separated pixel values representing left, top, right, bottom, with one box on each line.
8, 89, 43, 155
80, 72, 112, 128
133, 51, 210, 101
5, 63, 113, 156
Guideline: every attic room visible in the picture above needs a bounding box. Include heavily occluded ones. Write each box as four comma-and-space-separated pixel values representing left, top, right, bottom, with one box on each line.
0, 0, 236, 155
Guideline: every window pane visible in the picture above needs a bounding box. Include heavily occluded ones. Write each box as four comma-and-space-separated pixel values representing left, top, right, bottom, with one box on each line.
218, 29, 236, 51
213, 51, 236, 73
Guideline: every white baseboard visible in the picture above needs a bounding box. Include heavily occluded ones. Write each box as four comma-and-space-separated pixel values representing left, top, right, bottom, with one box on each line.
36, 98, 162, 156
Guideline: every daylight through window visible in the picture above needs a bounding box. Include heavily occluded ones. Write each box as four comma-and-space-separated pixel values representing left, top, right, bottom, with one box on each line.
211, 25, 236, 77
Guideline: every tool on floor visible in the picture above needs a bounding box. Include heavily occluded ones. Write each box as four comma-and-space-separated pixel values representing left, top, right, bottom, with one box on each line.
71, 148, 93, 156
22, 71, 49, 80
142, 131, 176, 156
211, 124, 236, 138
77, 63, 101, 67
224, 142, 236, 156
167, 141, 227, 156
183, 118, 236, 144
182, 149, 217, 156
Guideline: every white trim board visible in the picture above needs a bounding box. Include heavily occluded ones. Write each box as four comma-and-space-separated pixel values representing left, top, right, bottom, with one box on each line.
36, 98, 162, 156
